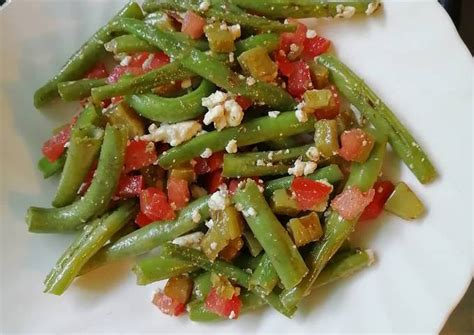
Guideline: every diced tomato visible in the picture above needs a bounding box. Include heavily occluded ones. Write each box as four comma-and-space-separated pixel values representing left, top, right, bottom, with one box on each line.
135, 211, 154, 227
124, 140, 158, 173
194, 152, 224, 175
331, 186, 376, 220
291, 177, 333, 210
78, 161, 98, 195
107, 65, 144, 84
100, 99, 112, 109
129, 52, 170, 70
181, 10, 206, 39
235, 95, 253, 111
359, 181, 395, 221
152, 290, 186, 317
167, 177, 190, 210
287, 60, 313, 98
85, 62, 108, 79
205, 288, 241, 319
42, 126, 72, 162
279, 20, 307, 55
313, 85, 340, 120
274, 50, 295, 77
302, 35, 331, 59
117, 174, 144, 198
140, 187, 176, 221
338, 128, 375, 163
204, 169, 225, 194
111, 96, 124, 105
128, 52, 149, 67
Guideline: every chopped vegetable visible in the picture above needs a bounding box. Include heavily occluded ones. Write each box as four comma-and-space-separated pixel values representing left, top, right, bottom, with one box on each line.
314, 119, 340, 158
238, 47, 278, 83
287, 212, 323, 247
359, 180, 395, 221
182, 10, 206, 39
291, 177, 333, 210
140, 187, 176, 221
339, 128, 375, 163
124, 140, 158, 173
331, 186, 375, 220
384, 182, 425, 220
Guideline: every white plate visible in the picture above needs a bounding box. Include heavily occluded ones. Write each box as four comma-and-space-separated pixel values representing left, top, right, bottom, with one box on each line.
0, 0, 472, 333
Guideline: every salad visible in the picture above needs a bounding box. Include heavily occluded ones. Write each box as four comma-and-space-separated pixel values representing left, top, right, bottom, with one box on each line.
28, 0, 436, 321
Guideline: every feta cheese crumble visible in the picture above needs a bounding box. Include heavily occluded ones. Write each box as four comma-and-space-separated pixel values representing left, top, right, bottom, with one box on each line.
306, 29, 317, 39
335, 4, 356, 18
295, 102, 308, 122
200, 148, 213, 158
192, 209, 201, 223
306, 146, 320, 161
202, 91, 244, 130
208, 189, 230, 211
268, 111, 280, 118
225, 139, 238, 153
198, 0, 210, 11
366, 0, 380, 15
243, 207, 257, 217
246, 77, 256, 86
172, 232, 204, 249
288, 159, 317, 176
141, 121, 202, 146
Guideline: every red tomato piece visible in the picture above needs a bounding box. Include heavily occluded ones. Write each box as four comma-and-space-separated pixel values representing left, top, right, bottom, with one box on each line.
204, 169, 225, 194
205, 288, 241, 319
313, 85, 340, 120
130, 52, 170, 70
235, 95, 253, 111
152, 290, 186, 317
117, 174, 144, 198
291, 177, 333, 210
302, 35, 331, 59
279, 20, 307, 54
338, 128, 375, 162
85, 62, 108, 79
129, 52, 149, 67
331, 186, 376, 220
106, 65, 144, 84
135, 211, 154, 227
167, 177, 190, 210
193, 152, 224, 175
42, 126, 72, 162
359, 181, 395, 221
78, 161, 98, 195
124, 140, 158, 173
140, 187, 176, 221
287, 60, 313, 98
182, 10, 206, 39
274, 50, 295, 77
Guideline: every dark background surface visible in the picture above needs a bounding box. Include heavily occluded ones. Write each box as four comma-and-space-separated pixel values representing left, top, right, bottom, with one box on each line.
0, 0, 472, 332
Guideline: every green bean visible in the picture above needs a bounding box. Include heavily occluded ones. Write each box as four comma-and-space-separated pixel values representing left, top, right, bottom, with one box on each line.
33, 2, 143, 108
159, 112, 315, 169
58, 78, 107, 101
111, 18, 296, 110
143, 0, 296, 33
233, 252, 263, 272
163, 243, 295, 317
188, 248, 374, 321
38, 155, 66, 179
264, 164, 343, 197
235, 34, 279, 56
75, 102, 102, 127
52, 126, 104, 208
126, 80, 216, 123
133, 254, 199, 285
91, 62, 194, 103
265, 137, 300, 150
26, 125, 128, 233
249, 253, 279, 295
317, 54, 436, 184
280, 135, 387, 310
230, 0, 379, 19
80, 196, 210, 274
242, 230, 263, 257
192, 272, 213, 300
233, 180, 308, 289
44, 201, 137, 295
223, 144, 312, 178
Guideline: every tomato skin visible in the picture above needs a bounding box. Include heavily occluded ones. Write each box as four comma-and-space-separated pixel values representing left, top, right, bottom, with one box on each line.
124, 140, 158, 173
291, 177, 333, 210
235, 95, 253, 111
279, 20, 307, 54
140, 187, 176, 221
331, 186, 376, 220
152, 291, 186, 316
205, 288, 241, 319
130, 52, 170, 70
107, 65, 144, 84
135, 211, 154, 227
41, 126, 72, 163
204, 169, 225, 194
167, 177, 190, 210
182, 10, 206, 39
313, 85, 340, 120
194, 152, 224, 175
287, 60, 313, 98
117, 174, 144, 198
85, 62, 108, 79
302, 35, 331, 59
359, 181, 395, 221
274, 50, 295, 77
338, 128, 375, 163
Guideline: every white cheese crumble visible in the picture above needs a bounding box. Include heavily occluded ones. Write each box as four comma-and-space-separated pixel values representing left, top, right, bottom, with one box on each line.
208, 189, 230, 211
191, 209, 201, 223
366, 0, 380, 15
229, 310, 236, 319
228, 24, 241, 40
63, 141, 70, 148
335, 5, 356, 18
181, 78, 192, 89
246, 77, 256, 86
142, 53, 155, 70
210, 242, 217, 250
141, 121, 202, 147
202, 90, 244, 130
256, 159, 266, 166
205, 219, 215, 229
306, 146, 320, 161
268, 111, 280, 118
225, 139, 238, 153
228, 52, 235, 63
267, 151, 274, 160
198, 0, 210, 11
306, 29, 317, 39
120, 55, 132, 66
288, 159, 317, 176
289, 43, 300, 53
295, 102, 308, 122
242, 207, 257, 217
200, 148, 213, 158
172, 232, 204, 249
